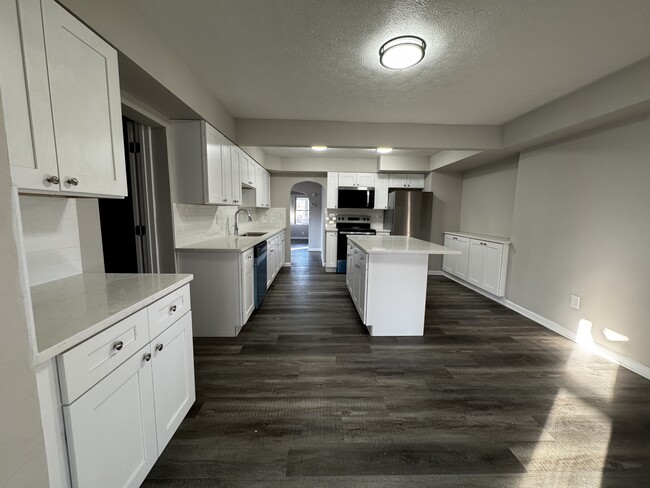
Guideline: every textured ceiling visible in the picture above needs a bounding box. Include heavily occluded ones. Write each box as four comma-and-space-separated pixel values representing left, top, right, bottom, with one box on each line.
131, 0, 650, 125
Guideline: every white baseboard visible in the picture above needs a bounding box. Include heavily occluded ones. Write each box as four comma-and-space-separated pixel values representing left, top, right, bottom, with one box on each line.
442, 273, 650, 381
282, 262, 291, 267
427, 270, 444, 276
308, 247, 322, 252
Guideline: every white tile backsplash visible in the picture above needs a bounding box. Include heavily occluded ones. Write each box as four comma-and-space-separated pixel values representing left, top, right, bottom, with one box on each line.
19, 195, 83, 286
173, 204, 287, 246
327, 208, 386, 229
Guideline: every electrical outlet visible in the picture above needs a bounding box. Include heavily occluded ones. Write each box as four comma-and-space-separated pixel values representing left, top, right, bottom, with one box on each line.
570, 294, 581, 309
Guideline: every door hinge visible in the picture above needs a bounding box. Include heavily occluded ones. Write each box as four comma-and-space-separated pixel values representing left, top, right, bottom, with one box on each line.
129, 142, 141, 154
135, 225, 146, 236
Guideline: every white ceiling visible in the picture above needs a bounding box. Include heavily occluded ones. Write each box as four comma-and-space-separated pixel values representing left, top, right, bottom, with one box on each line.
262, 147, 436, 159
131, 0, 650, 125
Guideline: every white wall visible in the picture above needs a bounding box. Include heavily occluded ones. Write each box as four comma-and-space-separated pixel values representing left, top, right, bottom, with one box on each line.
0, 96, 49, 488
19, 196, 83, 286
460, 158, 519, 237
507, 117, 650, 369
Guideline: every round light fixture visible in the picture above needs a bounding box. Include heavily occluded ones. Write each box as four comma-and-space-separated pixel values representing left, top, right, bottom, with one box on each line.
376, 147, 393, 154
311, 145, 328, 151
379, 36, 426, 70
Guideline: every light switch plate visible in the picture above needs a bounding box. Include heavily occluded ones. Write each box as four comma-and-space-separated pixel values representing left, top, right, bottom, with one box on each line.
570, 294, 581, 309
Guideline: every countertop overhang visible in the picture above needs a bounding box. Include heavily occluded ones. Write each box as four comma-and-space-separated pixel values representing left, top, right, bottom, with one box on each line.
176, 227, 285, 253
347, 235, 460, 255
31, 273, 193, 364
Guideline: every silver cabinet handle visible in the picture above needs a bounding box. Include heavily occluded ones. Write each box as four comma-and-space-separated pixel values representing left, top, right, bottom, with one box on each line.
45, 175, 60, 184
143, 353, 152, 362
156, 343, 164, 352
113, 341, 123, 351
223, 199, 227, 202
169, 304, 177, 314
67, 177, 79, 186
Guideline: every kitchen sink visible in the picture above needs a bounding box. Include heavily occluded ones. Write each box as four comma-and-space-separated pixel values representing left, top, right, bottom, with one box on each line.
238, 231, 267, 237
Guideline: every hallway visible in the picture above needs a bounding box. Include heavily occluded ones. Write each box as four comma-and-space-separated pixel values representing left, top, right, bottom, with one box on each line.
143, 255, 650, 487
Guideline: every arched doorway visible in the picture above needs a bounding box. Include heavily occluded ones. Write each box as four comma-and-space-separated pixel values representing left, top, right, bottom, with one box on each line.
290, 181, 324, 267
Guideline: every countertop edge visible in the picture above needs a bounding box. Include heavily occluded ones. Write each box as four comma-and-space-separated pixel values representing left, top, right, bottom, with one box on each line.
175, 227, 286, 253
347, 236, 460, 255
444, 231, 512, 244
34, 275, 194, 365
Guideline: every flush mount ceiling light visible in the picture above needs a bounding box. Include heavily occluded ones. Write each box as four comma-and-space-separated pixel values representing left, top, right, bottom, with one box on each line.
379, 36, 426, 69
376, 147, 393, 154
311, 145, 328, 151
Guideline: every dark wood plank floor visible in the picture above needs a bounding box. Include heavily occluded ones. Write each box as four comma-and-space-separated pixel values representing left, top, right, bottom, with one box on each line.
143, 249, 650, 487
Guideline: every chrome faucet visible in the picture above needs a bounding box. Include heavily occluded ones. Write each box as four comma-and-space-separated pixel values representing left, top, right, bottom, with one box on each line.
234, 209, 252, 235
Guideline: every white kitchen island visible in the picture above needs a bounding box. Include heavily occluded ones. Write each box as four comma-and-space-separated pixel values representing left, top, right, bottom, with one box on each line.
346, 235, 459, 336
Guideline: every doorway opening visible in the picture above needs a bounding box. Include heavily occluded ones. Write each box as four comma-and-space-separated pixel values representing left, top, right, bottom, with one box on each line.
289, 181, 324, 266
98, 116, 173, 273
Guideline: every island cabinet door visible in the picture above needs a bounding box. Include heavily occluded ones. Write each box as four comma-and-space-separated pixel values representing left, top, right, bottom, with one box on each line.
64, 346, 157, 488
151, 312, 196, 453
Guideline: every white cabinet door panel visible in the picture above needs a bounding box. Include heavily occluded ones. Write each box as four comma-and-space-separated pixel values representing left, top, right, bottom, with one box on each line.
64, 346, 157, 488
151, 312, 195, 453
205, 124, 226, 204
442, 235, 455, 274
467, 240, 485, 287
357, 173, 375, 187
42, 0, 126, 196
374, 174, 389, 209
455, 237, 470, 281
338, 173, 357, 187
325, 231, 338, 267
327, 172, 338, 208
482, 242, 503, 295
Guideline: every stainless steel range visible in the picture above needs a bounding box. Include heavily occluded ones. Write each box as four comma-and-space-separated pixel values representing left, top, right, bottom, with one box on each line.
335, 215, 376, 273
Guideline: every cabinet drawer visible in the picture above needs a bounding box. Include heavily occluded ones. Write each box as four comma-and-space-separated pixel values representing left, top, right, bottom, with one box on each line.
57, 308, 149, 405
147, 284, 191, 340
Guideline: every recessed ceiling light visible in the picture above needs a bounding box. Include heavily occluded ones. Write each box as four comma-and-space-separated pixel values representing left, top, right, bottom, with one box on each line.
379, 36, 426, 70
376, 147, 393, 154
311, 145, 328, 151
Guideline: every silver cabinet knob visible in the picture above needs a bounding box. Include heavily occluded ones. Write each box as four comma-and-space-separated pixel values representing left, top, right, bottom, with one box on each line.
45, 175, 60, 185
169, 304, 177, 314
156, 343, 164, 352
113, 341, 124, 351
66, 177, 79, 186
143, 353, 152, 362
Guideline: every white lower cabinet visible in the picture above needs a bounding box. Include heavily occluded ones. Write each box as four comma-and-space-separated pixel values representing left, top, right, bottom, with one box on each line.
58, 286, 195, 488
241, 248, 255, 324
150, 312, 196, 452
325, 230, 338, 270
444, 232, 509, 297
64, 346, 158, 488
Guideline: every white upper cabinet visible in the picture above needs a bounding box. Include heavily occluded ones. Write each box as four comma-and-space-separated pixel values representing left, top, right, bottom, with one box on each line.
338, 172, 376, 188
389, 174, 425, 189
205, 123, 227, 204
2, 0, 126, 197
374, 174, 390, 209
326, 172, 338, 208
240, 152, 256, 188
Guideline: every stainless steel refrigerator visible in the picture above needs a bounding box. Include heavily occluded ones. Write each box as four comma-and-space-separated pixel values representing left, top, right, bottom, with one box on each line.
383, 190, 433, 240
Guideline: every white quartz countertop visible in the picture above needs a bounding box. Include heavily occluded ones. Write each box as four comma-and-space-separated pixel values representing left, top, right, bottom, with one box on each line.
444, 231, 512, 244
176, 227, 285, 252
31, 273, 193, 364
347, 235, 460, 255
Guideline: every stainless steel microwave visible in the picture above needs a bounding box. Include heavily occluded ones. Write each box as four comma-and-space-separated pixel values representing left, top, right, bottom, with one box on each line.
337, 187, 375, 209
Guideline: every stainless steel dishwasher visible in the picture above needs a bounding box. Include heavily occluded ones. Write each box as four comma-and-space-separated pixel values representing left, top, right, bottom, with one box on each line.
254, 241, 268, 309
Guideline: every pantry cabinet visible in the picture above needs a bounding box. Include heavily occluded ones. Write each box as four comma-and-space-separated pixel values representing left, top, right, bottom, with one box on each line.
443, 232, 510, 297
1, 0, 126, 196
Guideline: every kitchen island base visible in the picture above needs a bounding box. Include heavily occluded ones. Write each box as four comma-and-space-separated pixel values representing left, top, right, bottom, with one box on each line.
346, 235, 459, 336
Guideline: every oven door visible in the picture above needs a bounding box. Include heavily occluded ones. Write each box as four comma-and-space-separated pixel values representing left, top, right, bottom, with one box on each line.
336, 231, 375, 273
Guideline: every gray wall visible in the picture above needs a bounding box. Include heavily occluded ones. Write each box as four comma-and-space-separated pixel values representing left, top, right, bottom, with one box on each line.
506, 117, 650, 368
425, 171, 464, 271
0, 98, 49, 488
460, 158, 519, 237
